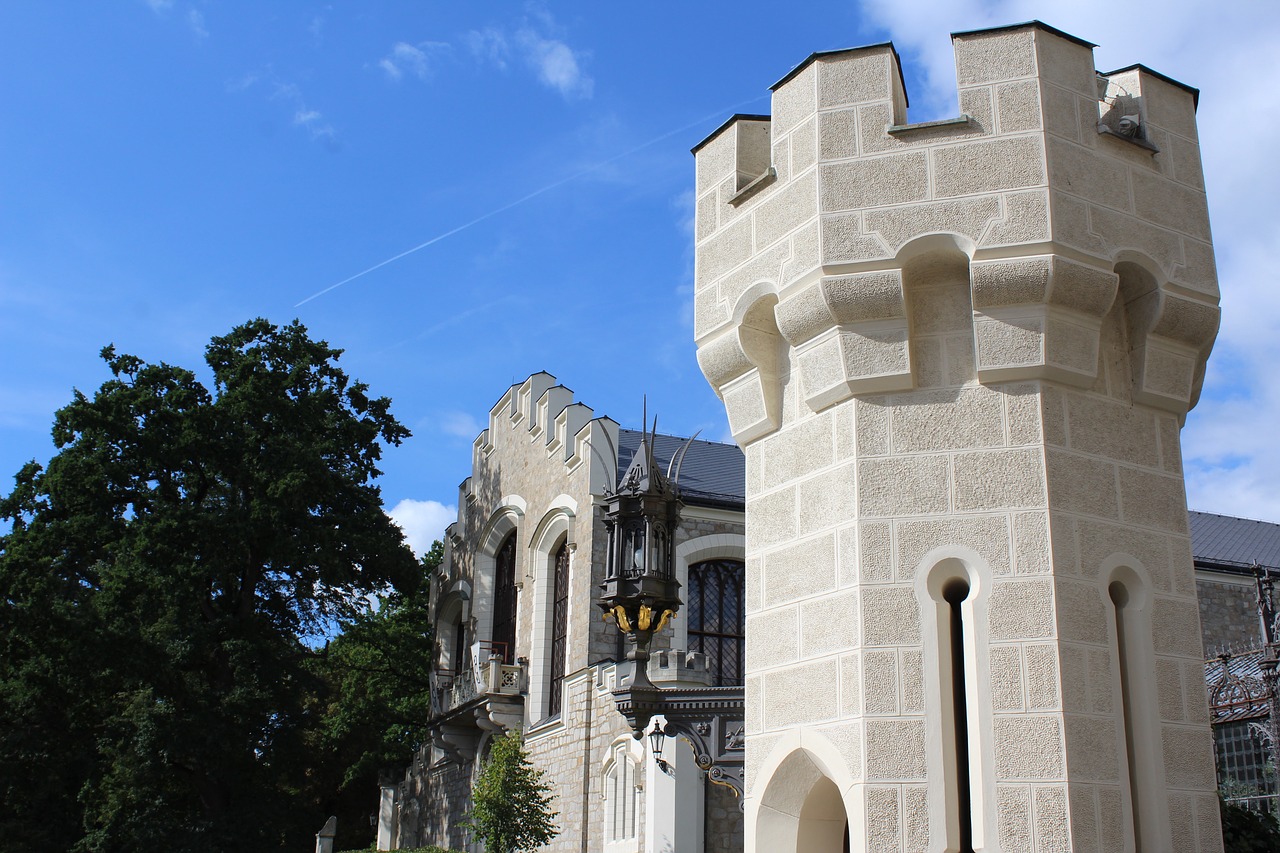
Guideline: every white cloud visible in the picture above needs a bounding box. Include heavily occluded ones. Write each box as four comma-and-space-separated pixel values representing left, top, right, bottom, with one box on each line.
387, 498, 457, 557
856, 0, 1280, 518
464, 28, 509, 68
187, 8, 207, 38
516, 30, 593, 99
440, 410, 482, 440
144, 0, 173, 12
465, 13, 592, 101
247, 76, 336, 142
379, 41, 449, 82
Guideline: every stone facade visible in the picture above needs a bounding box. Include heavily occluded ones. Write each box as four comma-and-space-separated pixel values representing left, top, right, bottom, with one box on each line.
693, 21, 1223, 853
383, 373, 746, 852
1198, 575, 1263, 656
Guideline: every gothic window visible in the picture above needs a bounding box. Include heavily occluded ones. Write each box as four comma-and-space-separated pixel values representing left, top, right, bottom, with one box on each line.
603, 742, 639, 844
491, 532, 517, 664
687, 559, 745, 686
548, 539, 570, 717
453, 614, 467, 675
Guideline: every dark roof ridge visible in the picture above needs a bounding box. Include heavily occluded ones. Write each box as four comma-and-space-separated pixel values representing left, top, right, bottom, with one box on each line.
1191, 509, 1280, 528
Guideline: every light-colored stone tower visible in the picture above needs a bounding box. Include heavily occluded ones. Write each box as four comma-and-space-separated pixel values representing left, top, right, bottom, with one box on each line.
693, 22, 1222, 853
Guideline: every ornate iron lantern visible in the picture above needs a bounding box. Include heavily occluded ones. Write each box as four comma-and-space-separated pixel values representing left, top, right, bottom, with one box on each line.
597, 415, 694, 730
596, 412, 747, 805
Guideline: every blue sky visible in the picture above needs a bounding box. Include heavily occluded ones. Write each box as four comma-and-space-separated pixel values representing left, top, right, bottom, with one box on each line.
2, 2, 1278, 553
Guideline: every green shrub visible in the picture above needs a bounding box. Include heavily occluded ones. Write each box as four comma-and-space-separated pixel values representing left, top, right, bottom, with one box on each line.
1220, 796, 1280, 852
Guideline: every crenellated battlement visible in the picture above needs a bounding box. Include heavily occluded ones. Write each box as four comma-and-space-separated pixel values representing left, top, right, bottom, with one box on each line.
693, 20, 1217, 445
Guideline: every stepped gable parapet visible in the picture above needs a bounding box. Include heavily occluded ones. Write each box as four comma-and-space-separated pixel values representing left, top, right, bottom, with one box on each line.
693, 20, 1218, 445
461, 370, 619, 512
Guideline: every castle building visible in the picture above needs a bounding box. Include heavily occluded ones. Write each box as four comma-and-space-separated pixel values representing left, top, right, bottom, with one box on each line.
381, 373, 748, 853
383, 20, 1254, 853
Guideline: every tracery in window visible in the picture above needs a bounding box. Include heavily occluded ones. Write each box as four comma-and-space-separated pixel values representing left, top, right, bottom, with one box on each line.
548, 539, 570, 717
687, 559, 745, 686
491, 532, 517, 663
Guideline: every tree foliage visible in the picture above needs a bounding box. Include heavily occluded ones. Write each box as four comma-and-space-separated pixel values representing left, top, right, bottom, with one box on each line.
465, 731, 560, 853
306, 541, 442, 849
0, 319, 421, 852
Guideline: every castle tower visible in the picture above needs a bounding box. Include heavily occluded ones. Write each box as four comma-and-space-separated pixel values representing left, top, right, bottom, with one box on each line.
693, 22, 1222, 853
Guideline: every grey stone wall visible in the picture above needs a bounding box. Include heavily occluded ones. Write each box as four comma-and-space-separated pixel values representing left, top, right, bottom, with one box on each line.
524, 666, 641, 853
704, 778, 744, 853
398, 747, 472, 851
402, 373, 747, 851
1197, 577, 1261, 655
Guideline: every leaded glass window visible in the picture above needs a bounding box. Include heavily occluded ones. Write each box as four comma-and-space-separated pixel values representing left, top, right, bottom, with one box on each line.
1216, 718, 1276, 797
491, 532, 517, 664
548, 539, 570, 717
687, 559, 745, 686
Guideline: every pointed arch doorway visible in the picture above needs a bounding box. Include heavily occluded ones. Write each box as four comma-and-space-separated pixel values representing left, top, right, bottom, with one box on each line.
755, 749, 851, 853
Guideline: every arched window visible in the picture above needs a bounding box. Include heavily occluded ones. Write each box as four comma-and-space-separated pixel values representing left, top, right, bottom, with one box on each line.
548, 539, 570, 717
942, 578, 974, 853
603, 742, 639, 845
491, 532, 517, 663
925, 557, 981, 853
687, 559, 745, 686
453, 614, 467, 675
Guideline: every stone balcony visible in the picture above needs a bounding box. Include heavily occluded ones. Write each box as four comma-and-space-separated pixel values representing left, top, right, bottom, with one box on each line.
429, 647, 526, 762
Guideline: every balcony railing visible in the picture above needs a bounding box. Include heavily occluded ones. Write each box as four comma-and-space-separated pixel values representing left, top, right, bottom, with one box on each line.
431, 647, 525, 717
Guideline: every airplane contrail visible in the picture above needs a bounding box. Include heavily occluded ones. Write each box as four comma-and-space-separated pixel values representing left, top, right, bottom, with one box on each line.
293, 94, 768, 308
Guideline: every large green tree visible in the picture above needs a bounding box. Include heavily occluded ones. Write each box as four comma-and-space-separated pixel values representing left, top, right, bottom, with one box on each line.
307, 540, 442, 850
0, 319, 420, 852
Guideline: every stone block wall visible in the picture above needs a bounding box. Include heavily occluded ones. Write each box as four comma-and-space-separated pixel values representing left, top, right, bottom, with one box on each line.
523, 666, 641, 853
694, 21, 1222, 853
1197, 576, 1263, 655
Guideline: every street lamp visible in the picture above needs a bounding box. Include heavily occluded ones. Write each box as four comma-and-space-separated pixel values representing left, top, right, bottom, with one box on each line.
648, 721, 667, 759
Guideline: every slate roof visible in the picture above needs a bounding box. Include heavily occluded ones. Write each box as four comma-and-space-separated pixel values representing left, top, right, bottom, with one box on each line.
616, 429, 745, 508
1190, 511, 1280, 573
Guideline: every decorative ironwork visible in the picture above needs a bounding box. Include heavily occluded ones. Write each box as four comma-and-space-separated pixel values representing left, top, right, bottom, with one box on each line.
1255, 567, 1280, 753
647, 704, 747, 809
1209, 654, 1268, 720
597, 408, 689, 709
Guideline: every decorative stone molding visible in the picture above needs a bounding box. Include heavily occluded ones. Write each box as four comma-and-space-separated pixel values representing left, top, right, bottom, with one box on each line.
693, 22, 1219, 446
